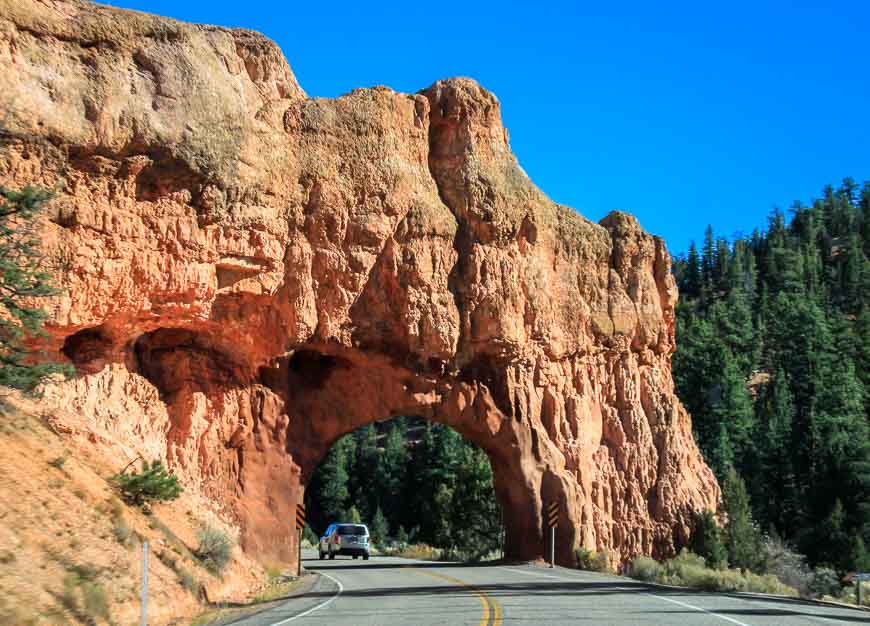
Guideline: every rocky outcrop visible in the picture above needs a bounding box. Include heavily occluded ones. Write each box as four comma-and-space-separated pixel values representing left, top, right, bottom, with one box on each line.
0, 0, 719, 567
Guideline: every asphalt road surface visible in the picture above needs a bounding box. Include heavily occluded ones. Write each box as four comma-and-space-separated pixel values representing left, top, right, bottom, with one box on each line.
226, 549, 870, 625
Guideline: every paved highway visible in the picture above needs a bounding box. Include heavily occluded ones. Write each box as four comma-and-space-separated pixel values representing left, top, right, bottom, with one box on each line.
228, 549, 870, 625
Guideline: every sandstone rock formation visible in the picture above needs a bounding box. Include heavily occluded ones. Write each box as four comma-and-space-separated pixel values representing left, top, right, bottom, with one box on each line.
0, 0, 719, 567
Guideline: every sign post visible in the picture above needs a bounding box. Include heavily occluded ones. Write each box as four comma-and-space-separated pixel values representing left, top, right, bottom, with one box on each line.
140, 540, 148, 626
546, 502, 559, 568
295, 503, 306, 577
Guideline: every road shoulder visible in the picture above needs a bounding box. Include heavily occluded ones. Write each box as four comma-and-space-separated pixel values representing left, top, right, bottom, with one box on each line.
191, 572, 323, 626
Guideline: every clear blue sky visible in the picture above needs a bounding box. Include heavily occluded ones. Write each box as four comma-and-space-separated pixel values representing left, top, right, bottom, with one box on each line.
105, 0, 870, 255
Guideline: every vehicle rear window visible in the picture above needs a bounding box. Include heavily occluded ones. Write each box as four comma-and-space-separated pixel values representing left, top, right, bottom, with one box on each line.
337, 525, 367, 535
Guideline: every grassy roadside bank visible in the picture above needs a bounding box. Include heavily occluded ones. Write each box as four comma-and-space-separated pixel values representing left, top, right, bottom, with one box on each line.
191, 572, 317, 626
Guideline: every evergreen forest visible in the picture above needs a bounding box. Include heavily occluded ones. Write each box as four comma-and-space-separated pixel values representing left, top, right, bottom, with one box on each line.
672, 178, 870, 573
305, 417, 503, 559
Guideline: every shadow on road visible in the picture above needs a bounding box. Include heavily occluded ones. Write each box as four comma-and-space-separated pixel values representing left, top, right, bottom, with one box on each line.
301, 558, 512, 570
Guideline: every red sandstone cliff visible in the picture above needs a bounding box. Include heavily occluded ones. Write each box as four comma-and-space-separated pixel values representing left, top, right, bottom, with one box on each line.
0, 0, 719, 569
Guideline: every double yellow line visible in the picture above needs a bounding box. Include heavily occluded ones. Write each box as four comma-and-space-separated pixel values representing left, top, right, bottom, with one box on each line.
412, 568, 502, 626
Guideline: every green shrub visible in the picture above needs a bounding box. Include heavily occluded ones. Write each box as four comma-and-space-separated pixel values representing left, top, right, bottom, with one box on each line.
112, 514, 134, 547
660, 550, 715, 588
112, 460, 182, 506
635, 549, 799, 596
629, 556, 661, 582
761, 535, 813, 595
808, 567, 841, 598
60, 573, 80, 613
302, 524, 318, 547
81, 581, 110, 623
59, 572, 111, 623
575, 548, 611, 572
195, 524, 233, 575
575, 547, 595, 570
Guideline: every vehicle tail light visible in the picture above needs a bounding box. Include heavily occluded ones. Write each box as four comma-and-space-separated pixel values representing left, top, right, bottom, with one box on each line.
333, 535, 340, 544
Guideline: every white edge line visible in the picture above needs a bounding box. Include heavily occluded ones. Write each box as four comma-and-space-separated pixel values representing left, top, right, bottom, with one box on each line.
269, 571, 344, 625
503, 566, 752, 626
503, 567, 562, 579
649, 593, 752, 626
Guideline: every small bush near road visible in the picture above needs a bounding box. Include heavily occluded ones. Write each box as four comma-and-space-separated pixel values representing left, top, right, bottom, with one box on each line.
195, 524, 233, 575
628, 549, 798, 596
628, 556, 661, 582
759, 535, 813, 596
808, 567, 841, 599
112, 513, 134, 548
380, 543, 442, 560
302, 524, 318, 547
60, 571, 111, 624
112, 460, 182, 506
575, 548, 612, 573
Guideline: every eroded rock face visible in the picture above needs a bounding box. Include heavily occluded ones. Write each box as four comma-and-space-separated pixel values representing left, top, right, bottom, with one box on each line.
0, 0, 719, 566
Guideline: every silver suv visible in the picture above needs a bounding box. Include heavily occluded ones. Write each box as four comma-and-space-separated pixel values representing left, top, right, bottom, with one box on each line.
319, 523, 370, 560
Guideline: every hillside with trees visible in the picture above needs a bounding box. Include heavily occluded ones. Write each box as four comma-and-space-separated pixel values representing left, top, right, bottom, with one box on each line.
672, 178, 870, 573
305, 417, 503, 559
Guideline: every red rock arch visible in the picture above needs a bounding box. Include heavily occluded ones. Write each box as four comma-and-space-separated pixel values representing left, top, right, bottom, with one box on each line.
0, 0, 719, 571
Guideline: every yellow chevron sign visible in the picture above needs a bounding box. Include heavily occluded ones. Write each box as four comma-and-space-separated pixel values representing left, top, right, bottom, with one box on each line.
547, 501, 559, 528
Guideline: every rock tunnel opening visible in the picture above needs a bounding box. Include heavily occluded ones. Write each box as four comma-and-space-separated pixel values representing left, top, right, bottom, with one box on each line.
303, 415, 506, 560
61, 325, 114, 374
253, 346, 554, 566
132, 328, 249, 399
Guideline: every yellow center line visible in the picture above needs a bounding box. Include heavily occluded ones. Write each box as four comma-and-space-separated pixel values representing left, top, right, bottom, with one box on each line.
411, 568, 502, 626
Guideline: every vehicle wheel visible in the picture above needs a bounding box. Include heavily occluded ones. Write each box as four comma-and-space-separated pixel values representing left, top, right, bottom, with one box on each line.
353, 555, 358, 560
363, 554, 369, 560
329, 552, 335, 560
319, 551, 325, 560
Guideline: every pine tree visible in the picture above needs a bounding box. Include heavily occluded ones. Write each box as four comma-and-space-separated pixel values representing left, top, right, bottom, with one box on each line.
449, 443, 502, 557
702, 225, 716, 297
756, 369, 798, 535
112, 460, 182, 506
0, 187, 72, 390
721, 467, 763, 572
373, 422, 408, 531
353, 424, 380, 519
308, 434, 355, 528
685, 241, 702, 297
690, 510, 728, 569
370, 507, 389, 547
706, 348, 755, 477
404, 423, 462, 546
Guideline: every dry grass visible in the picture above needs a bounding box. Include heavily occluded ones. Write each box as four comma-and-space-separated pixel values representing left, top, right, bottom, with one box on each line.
380, 543, 442, 560
628, 550, 799, 596
0, 396, 263, 625
191, 574, 309, 626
